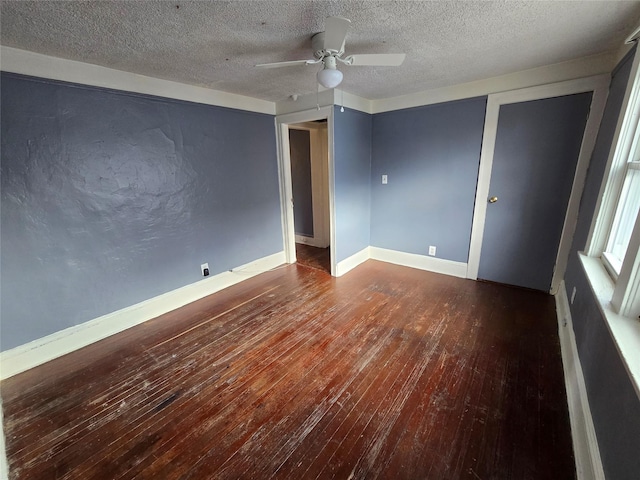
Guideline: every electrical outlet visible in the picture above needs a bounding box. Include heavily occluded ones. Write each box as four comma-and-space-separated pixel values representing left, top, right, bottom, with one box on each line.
571, 287, 577, 305
428, 246, 436, 256
382, 174, 388, 184
201, 263, 210, 277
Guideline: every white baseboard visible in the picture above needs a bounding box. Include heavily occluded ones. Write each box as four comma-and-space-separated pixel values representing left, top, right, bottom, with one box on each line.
555, 281, 605, 480
295, 235, 328, 249
369, 246, 467, 278
335, 247, 371, 277
0, 251, 286, 380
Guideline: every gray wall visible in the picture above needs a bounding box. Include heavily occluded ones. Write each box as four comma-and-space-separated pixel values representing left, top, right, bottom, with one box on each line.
370, 97, 486, 262
333, 106, 372, 263
289, 129, 313, 237
563, 50, 640, 479
1, 73, 282, 351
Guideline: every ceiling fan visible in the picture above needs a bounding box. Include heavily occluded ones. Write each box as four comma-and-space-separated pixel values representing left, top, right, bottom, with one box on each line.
256, 16, 406, 89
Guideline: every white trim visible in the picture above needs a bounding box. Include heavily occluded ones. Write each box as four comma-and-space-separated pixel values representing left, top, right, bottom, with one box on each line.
370, 247, 467, 278
275, 89, 335, 116
335, 247, 371, 277
612, 213, 640, 317
583, 47, 640, 318
555, 281, 605, 480
295, 234, 325, 248
327, 111, 337, 277
275, 89, 372, 116
615, 43, 637, 68
586, 49, 640, 256
275, 106, 337, 275
1, 46, 615, 118
0, 251, 285, 380
337, 89, 373, 114
625, 25, 640, 45
466, 97, 499, 280
372, 52, 615, 114
551, 75, 610, 293
467, 75, 610, 294
0, 46, 275, 115
275, 120, 297, 265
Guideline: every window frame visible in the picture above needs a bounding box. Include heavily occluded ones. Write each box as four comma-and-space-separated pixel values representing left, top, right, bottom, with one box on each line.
601, 159, 640, 279
586, 46, 640, 318
581, 43, 640, 402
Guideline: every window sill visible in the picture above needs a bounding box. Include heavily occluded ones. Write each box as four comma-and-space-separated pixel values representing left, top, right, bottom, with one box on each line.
579, 253, 640, 399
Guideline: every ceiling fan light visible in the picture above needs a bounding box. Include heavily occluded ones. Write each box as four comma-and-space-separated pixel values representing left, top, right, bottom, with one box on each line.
317, 68, 343, 89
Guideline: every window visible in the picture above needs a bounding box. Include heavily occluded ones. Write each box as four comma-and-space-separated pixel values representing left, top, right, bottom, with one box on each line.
588, 46, 640, 318
602, 127, 640, 278
581, 45, 640, 400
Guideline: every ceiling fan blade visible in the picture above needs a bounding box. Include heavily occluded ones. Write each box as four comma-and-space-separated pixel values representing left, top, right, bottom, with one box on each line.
324, 16, 351, 52
346, 53, 406, 66
255, 59, 316, 69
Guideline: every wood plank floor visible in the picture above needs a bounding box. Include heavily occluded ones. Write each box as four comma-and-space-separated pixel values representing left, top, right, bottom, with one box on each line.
296, 243, 330, 274
1, 261, 575, 479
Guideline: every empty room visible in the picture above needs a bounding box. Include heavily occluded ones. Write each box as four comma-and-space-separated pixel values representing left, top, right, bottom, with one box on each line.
1, 1, 639, 479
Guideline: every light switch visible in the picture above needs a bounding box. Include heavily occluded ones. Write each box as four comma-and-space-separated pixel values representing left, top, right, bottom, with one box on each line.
382, 174, 388, 184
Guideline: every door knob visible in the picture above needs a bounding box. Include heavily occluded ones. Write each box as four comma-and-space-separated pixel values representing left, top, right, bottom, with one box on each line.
488, 196, 498, 203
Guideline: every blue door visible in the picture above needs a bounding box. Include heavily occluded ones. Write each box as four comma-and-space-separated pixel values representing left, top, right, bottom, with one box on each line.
477, 93, 592, 291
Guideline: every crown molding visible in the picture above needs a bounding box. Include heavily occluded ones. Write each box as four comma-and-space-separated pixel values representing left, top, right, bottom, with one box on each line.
275, 89, 336, 115
275, 88, 372, 115
371, 51, 616, 113
0, 46, 621, 117
0, 46, 276, 115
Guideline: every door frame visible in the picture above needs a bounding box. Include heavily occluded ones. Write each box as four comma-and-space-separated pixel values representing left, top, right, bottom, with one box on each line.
466, 74, 610, 293
275, 106, 336, 275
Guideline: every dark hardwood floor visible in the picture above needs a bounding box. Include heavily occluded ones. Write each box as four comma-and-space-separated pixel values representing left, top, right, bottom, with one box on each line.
296, 243, 330, 274
1, 261, 575, 479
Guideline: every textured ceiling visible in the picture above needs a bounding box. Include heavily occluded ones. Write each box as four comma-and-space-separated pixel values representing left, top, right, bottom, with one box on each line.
2, 1, 640, 102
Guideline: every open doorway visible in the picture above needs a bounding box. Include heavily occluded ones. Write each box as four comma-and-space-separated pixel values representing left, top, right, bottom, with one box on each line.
275, 106, 335, 275
289, 121, 330, 274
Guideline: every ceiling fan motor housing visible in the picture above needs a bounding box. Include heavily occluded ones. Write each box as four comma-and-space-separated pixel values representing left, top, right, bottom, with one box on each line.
312, 32, 343, 59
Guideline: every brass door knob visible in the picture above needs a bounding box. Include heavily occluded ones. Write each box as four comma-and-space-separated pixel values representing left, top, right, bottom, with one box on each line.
488, 196, 498, 203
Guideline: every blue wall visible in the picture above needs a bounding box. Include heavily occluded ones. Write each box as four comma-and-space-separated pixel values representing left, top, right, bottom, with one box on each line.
370, 97, 486, 262
333, 106, 372, 263
563, 51, 640, 479
0, 73, 282, 351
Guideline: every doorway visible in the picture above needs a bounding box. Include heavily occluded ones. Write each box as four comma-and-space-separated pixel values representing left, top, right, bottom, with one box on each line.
275, 106, 335, 275
289, 121, 331, 273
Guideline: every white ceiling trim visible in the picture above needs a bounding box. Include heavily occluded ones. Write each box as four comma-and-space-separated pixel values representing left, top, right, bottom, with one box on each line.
276, 51, 619, 117
615, 42, 637, 68
0, 46, 276, 115
371, 51, 617, 114
336, 90, 373, 115
275, 89, 336, 116
0, 45, 622, 118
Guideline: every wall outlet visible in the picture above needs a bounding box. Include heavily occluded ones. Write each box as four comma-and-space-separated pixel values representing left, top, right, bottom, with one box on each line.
201, 263, 210, 277
428, 246, 436, 256
571, 286, 577, 305
382, 174, 388, 184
